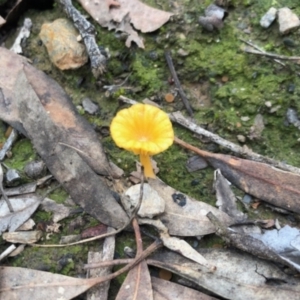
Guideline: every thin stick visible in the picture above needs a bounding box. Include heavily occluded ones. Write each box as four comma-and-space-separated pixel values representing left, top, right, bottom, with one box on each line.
59, 0, 107, 77
119, 95, 300, 175
239, 38, 286, 67
165, 51, 193, 117
88, 240, 162, 286
84, 258, 133, 270
132, 175, 145, 255
242, 45, 300, 61
0, 164, 13, 212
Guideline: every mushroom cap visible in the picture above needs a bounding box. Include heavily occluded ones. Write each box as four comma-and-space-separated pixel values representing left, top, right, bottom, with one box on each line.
110, 104, 174, 156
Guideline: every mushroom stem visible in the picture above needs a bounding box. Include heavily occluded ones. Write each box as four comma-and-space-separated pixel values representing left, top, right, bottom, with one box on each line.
140, 153, 155, 178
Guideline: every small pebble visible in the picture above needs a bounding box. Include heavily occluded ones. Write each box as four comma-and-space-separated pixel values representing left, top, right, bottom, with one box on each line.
221, 75, 229, 82
260, 7, 277, 28
24, 160, 46, 179
270, 105, 281, 113
186, 155, 208, 172
177, 48, 189, 56
237, 135, 246, 143
287, 83, 295, 93
265, 101, 272, 107
241, 116, 250, 122
5, 169, 21, 186
278, 7, 300, 34
243, 194, 252, 204
82, 97, 99, 115
172, 193, 187, 207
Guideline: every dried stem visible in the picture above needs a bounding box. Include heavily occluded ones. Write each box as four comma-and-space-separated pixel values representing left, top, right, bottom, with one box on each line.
165, 51, 193, 117
88, 240, 162, 287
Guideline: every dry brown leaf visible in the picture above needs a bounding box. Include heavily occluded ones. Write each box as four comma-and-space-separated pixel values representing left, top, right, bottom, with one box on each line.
175, 137, 300, 214
0, 194, 41, 235
0, 47, 128, 228
110, 0, 173, 33
148, 178, 233, 236
78, 0, 172, 48
0, 266, 95, 300
152, 277, 218, 300
148, 249, 300, 300
87, 227, 116, 300
116, 260, 153, 300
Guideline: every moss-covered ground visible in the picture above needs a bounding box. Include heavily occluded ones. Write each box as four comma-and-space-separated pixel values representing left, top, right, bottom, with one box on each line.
1, 0, 300, 297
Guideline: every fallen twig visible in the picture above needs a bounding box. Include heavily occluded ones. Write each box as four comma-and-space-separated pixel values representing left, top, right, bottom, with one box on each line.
0, 244, 16, 262
119, 95, 300, 175
58, 0, 107, 78
10, 18, 32, 54
241, 41, 300, 62
239, 38, 286, 67
165, 51, 193, 117
0, 164, 13, 212
0, 129, 18, 161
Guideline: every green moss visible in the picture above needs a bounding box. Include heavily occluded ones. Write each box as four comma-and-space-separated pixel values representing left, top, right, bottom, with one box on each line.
131, 53, 165, 96
48, 187, 69, 204
5, 139, 36, 171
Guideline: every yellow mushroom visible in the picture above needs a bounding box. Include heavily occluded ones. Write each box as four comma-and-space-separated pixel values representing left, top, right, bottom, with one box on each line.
110, 104, 174, 178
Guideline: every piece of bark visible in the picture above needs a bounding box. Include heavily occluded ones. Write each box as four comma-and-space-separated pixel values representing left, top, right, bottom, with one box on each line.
87, 227, 115, 300
152, 277, 217, 300
0, 47, 128, 228
148, 249, 300, 300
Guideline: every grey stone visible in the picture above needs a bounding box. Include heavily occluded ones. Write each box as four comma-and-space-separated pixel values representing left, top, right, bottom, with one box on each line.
123, 183, 165, 218
39, 18, 88, 70
278, 7, 300, 34
82, 98, 99, 114
260, 7, 277, 28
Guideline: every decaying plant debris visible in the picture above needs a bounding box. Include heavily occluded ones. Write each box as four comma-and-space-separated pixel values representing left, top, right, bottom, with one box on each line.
1, 0, 300, 299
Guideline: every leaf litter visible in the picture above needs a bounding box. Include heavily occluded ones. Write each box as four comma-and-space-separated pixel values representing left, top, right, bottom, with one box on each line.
2, 1, 300, 299
77, 0, 173, 48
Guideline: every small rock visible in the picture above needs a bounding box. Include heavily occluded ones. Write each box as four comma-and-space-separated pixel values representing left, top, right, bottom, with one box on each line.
248, 114, 264, 140
39, 18, 88, 70
265, 101, 272, 107
278, 7, 300, 34
283, 37, 296, 48
5, 169, 21, 186
24, 160, 46, 179
260, 7, 277, 28
286, 108, 300, 129
185, 155, 208, 172
123, 183, 165, 218
177, 48, 189, 56
287, 83, 295, 93
243, 194, 252, 204
199, 4, 226, 31
82, 98, 99, 114
237, 135, 246, 143
241, 116, 250, 122
270, 105, 281, 113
